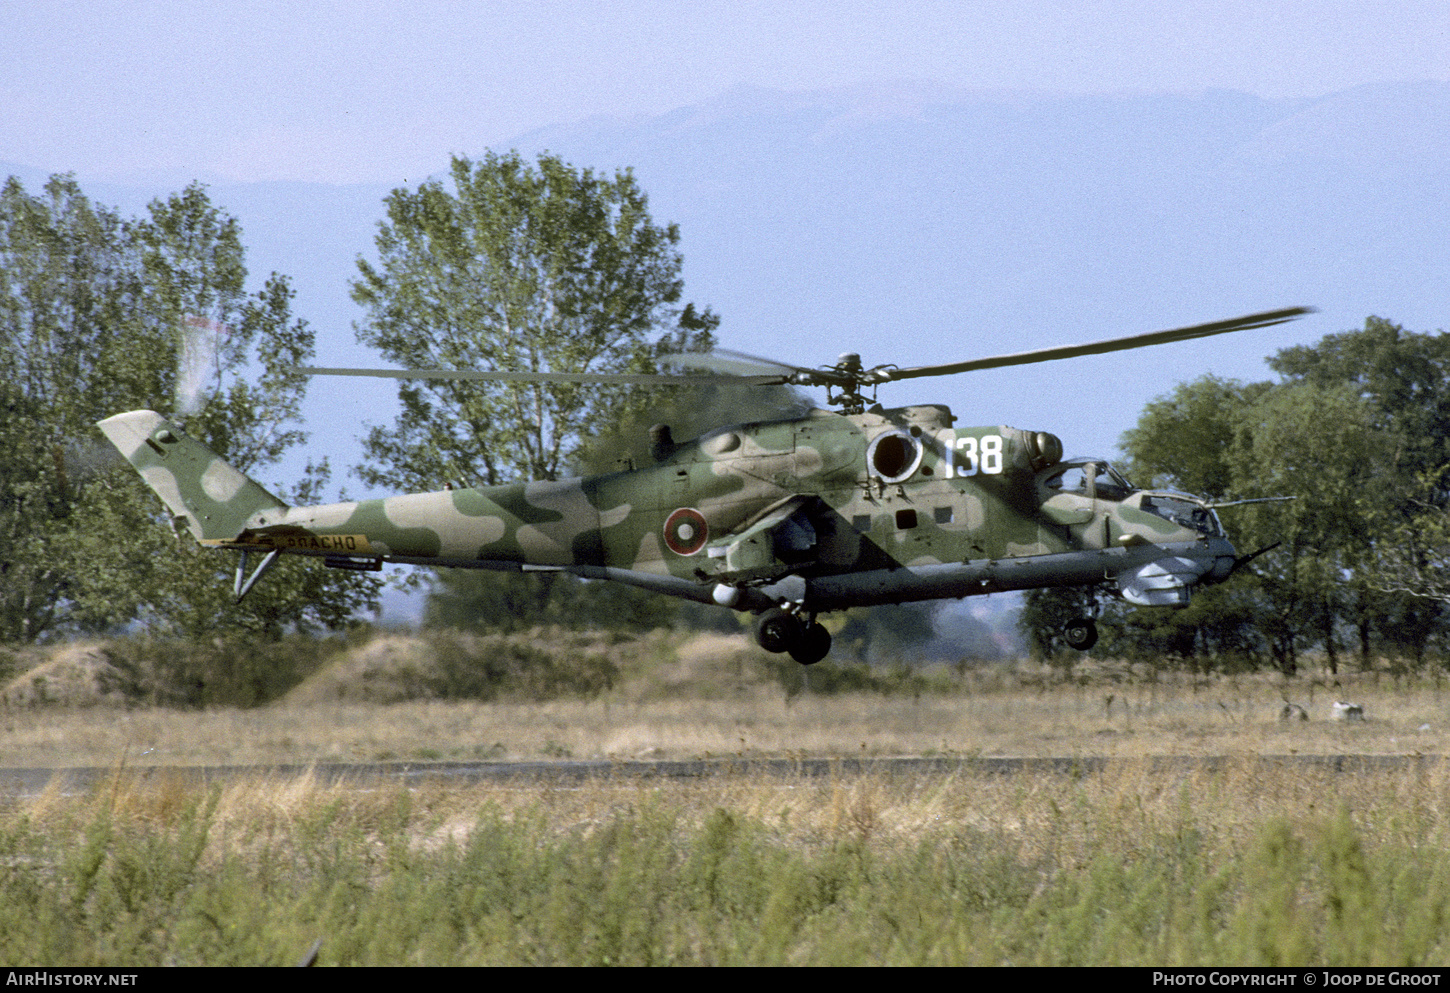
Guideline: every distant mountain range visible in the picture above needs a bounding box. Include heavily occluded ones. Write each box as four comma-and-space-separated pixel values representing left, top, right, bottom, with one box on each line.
6, 80, 1447, 629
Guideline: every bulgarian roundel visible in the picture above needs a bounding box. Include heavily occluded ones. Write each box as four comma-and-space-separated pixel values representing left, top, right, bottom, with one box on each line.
663, 507, 709, 556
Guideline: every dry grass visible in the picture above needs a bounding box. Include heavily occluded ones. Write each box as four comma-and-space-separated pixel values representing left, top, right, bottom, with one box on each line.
9, 633, 1450, 964
10, 754, 1449, 889
8, 738, 1450, 963
1, 647, 1448, 768
0, 642, 131, 708
1, 754, 1432, 857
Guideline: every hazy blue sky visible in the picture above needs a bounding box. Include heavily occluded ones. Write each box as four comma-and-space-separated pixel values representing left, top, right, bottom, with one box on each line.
5, 1, 1448, 183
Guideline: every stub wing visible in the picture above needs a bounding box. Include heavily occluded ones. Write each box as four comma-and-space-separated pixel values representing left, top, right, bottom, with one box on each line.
699, 495, 818, 586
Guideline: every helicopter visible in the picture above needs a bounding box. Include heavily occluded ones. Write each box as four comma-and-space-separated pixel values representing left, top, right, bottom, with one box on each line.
97, 306, 1311, 664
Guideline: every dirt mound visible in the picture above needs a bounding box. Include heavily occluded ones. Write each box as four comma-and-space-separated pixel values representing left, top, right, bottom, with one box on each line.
1, 643, 131, 707
634, 632, 763, 698
282, 629, 629, 705
283, 635, 438, 705
669, 632, 757, 679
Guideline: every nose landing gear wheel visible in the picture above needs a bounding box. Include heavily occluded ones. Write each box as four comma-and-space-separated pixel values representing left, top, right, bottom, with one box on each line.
1064, 616, 1098, 651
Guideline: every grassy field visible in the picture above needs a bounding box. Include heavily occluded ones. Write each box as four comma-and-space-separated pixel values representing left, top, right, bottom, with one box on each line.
3, 757, 1450, 964
2, 630, 1448, 767
1, 680, 1446, 769
6, 631, 1450, 964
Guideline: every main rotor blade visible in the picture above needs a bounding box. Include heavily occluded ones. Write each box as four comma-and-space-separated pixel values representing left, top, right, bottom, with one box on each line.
293, 366, 786, 386
885, 306, 1315, 382
658, 348, 814, 378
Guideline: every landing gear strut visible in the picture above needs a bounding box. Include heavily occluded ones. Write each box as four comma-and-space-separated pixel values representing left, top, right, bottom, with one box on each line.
1064, 616, 1098, 651
754, 608, 832, 665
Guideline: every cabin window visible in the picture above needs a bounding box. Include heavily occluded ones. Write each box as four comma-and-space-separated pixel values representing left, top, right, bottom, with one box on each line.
852, 514, 872, 532
1094, 463, 1134, 499
1045, 460, 1135, 499
895, 508, 918, 530
1046, 466, 1090, 493
934, 506, 954, 524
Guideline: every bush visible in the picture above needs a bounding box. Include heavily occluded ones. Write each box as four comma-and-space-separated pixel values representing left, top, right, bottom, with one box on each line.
424, 630, 618, 701
101, 634, 347, 708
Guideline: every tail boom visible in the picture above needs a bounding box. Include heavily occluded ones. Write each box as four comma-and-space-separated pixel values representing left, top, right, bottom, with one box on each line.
97, 410, 618, 571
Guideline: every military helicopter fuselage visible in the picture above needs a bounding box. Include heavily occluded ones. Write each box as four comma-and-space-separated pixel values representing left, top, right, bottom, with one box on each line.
100, 307, 1312, 663
98, 397, 1238, 662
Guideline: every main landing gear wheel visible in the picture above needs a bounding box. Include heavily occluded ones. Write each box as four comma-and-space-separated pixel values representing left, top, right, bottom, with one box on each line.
755, 608, 803, 654
1064, 616, 1098, 651
788, 623, 832, 666
754, 609, 832, 665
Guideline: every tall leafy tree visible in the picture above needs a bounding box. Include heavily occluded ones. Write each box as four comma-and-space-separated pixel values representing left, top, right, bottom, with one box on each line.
1119, 375, 1272, 500
1225, 382, 1382, 670
1270, 318, 1450, 631
353, 151, 968, 649
352, 151, 719, 491
349, 152, 759, 631
0, 174, 380, 642
1112, 373, 1386, 670
0, 384, 69, 641
1268, 317, 1450, 493
1057, 318, 1450, 671
1056, 376, 1275, 666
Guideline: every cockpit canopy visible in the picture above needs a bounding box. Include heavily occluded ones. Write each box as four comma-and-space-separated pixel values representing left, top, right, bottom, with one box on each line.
1042, 459, 1134, 500
1042, 459, 1224, 537
1138, 492, 1224, 538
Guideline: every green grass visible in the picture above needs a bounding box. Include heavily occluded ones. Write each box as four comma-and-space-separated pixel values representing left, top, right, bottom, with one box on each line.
4, 764, 1450, 965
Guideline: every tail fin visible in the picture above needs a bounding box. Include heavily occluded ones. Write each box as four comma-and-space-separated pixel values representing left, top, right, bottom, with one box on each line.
96, 410, 289, 544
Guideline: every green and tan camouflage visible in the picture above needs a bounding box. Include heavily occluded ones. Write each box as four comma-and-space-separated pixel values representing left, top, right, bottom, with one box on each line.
98, 398, 1239, 661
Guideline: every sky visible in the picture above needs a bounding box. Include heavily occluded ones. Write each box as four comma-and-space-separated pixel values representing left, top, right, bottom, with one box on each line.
4, 1, 1450, 185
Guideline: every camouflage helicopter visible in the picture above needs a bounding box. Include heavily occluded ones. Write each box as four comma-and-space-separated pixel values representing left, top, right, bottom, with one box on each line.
97, 306, 1310, 664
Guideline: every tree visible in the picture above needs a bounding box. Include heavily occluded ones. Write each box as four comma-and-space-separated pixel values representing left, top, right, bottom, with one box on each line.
1369, 500, 1450, 606
0, 384, 69, 641
1225, 382, 1383, 671
0, 174, 380, 642
1114, 373, 1388, 671
1119, 375, 1272, 500
1019, 377, 1278, 668
352, 151, 720, 491
1270, 318, 1450, 650
1268, 317, 1450, 494
1081, 319, 1450, 672
350, 152, 774, 632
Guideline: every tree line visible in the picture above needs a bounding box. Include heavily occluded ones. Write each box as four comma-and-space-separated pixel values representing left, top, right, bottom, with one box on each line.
0, 174, 378, 643
5, 161, 1446, 671
0, 155, 802, 647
